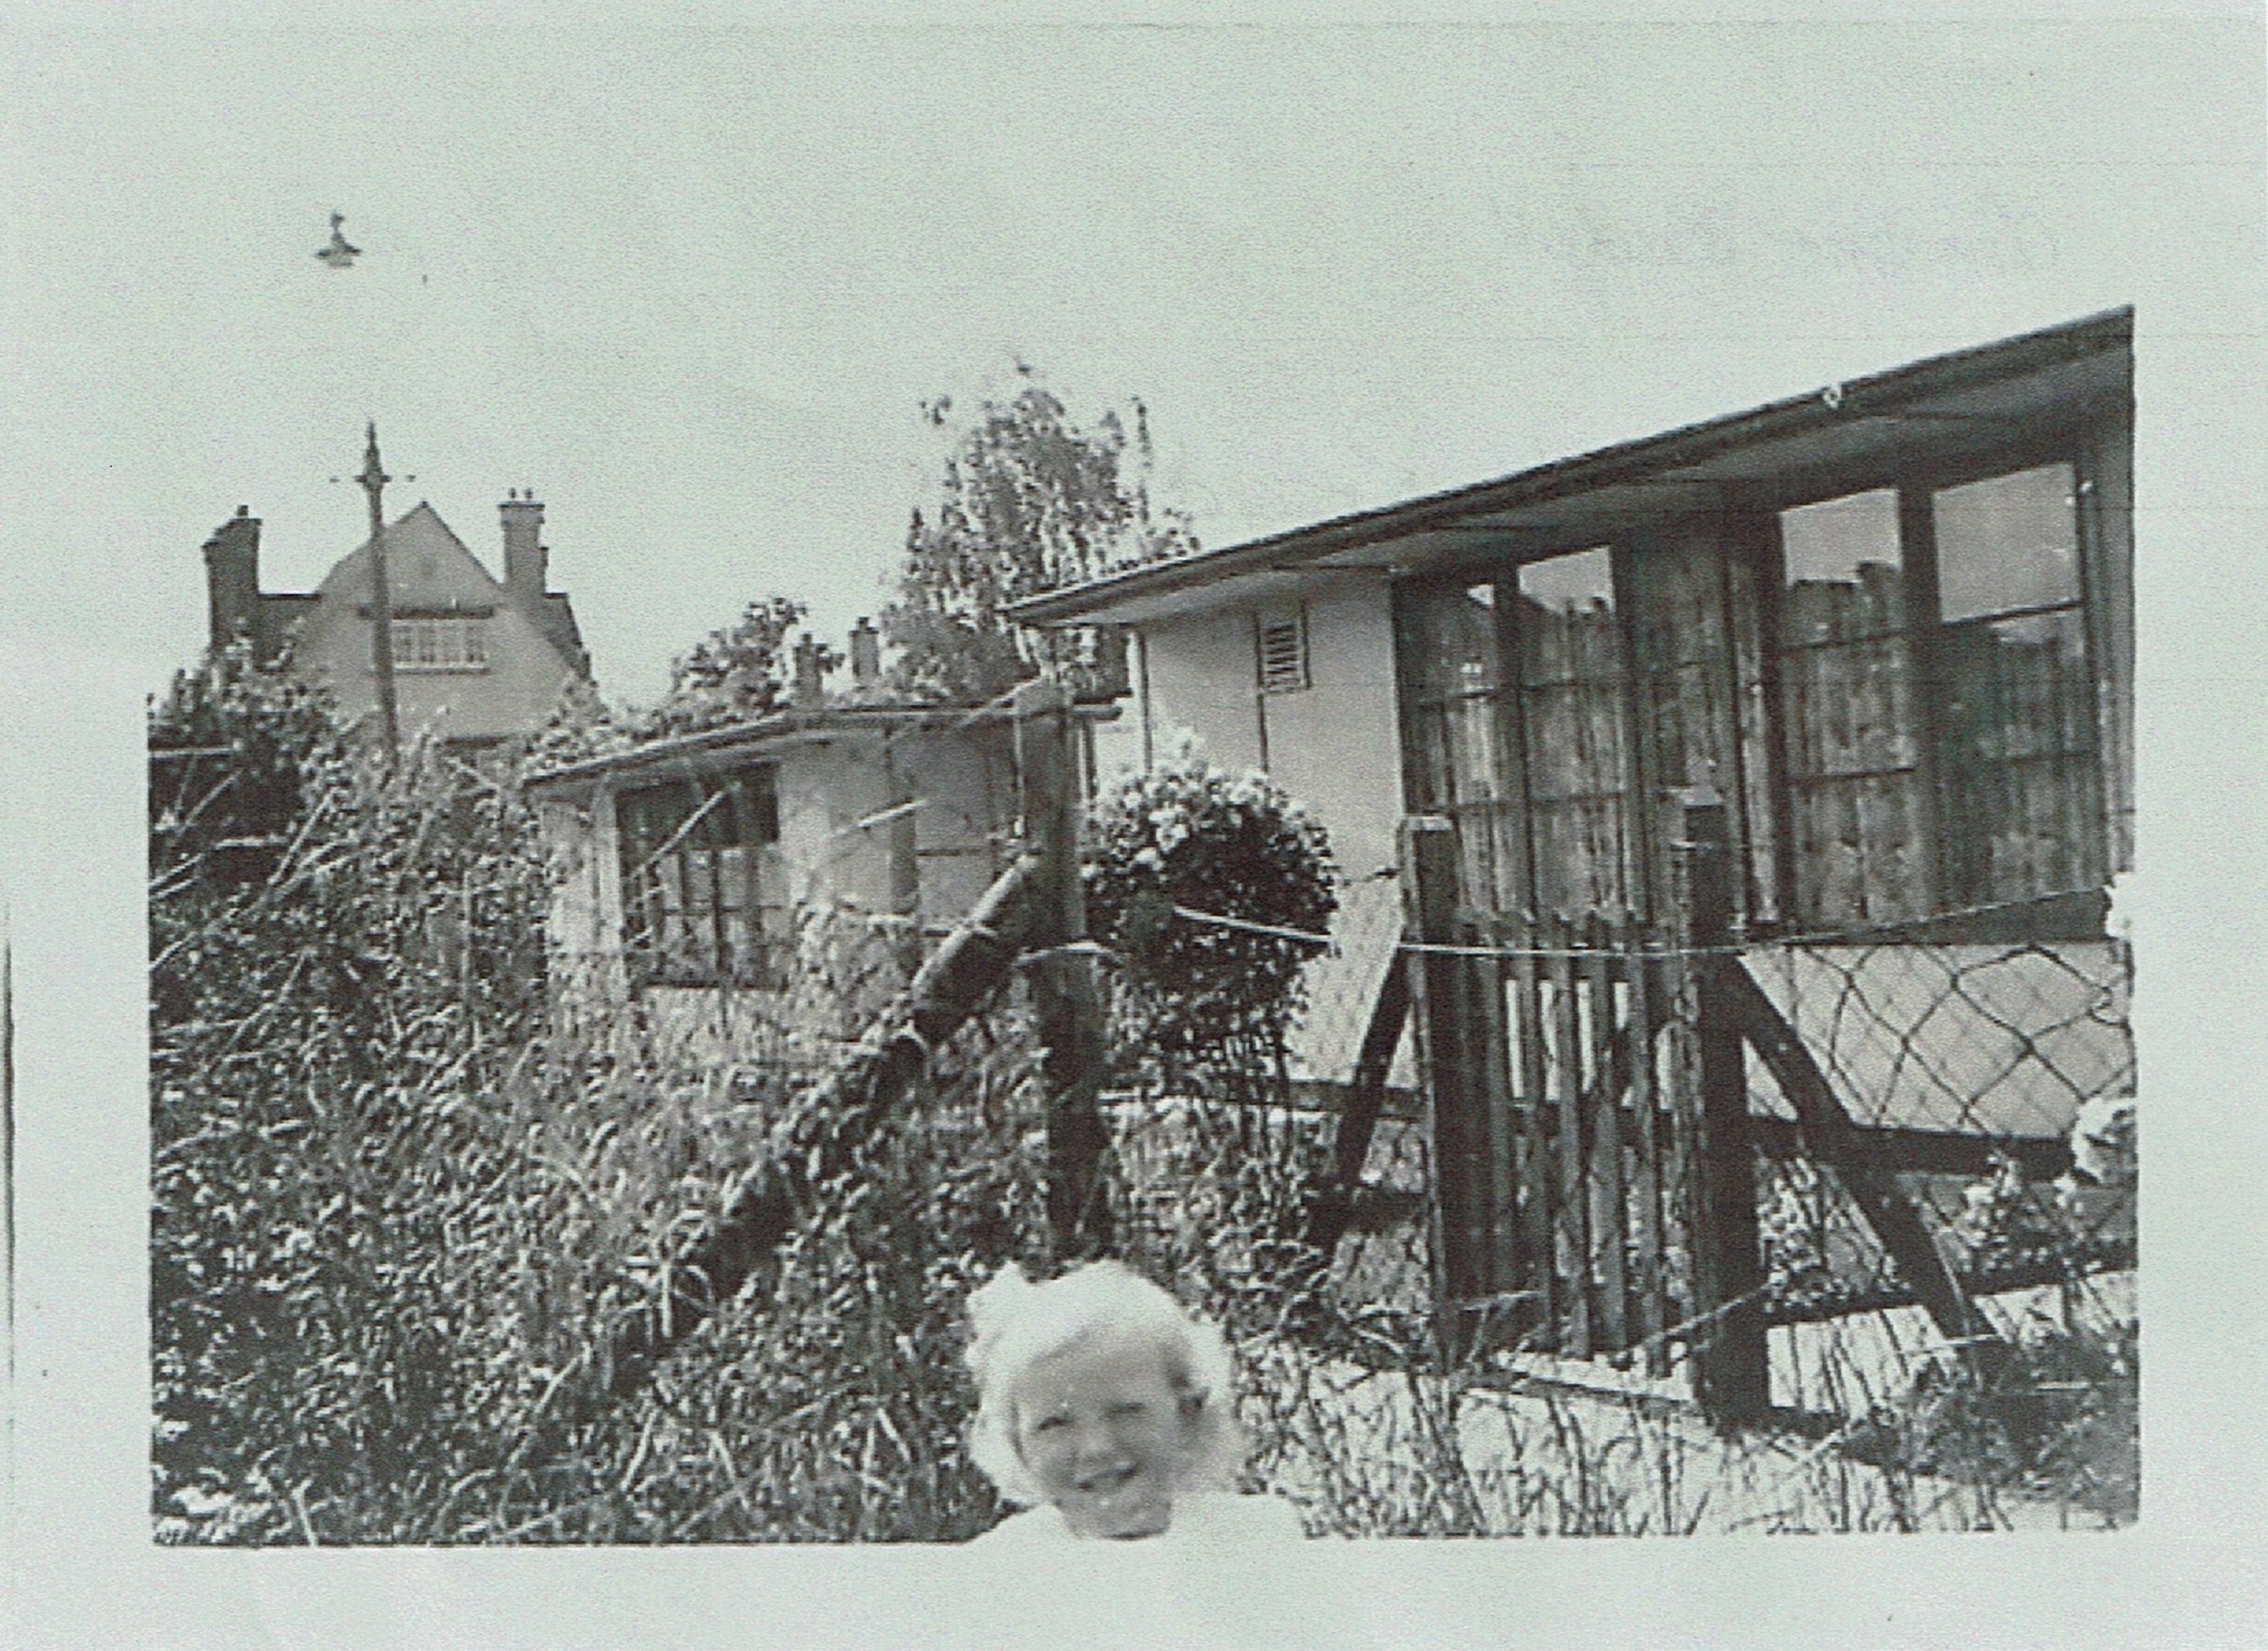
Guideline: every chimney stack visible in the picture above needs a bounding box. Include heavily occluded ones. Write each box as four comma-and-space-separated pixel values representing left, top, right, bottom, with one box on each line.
849, 617, 880, 688
201, 506, 262, 656
791, 632, 825, 709
500, 490, 546, 608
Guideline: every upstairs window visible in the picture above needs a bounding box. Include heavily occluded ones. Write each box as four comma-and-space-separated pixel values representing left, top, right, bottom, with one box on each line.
391, 616, 489, 672
614, 765, 786, 988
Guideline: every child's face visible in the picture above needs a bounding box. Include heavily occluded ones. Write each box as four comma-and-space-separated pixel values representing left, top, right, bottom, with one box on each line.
1010, 1322, 1198, 1539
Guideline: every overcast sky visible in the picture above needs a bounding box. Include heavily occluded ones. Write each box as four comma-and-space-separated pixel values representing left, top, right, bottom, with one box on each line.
3, 15, 2255, 709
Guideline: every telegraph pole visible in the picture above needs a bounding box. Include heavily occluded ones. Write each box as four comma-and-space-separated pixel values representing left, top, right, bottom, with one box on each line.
357, 422, 401, 756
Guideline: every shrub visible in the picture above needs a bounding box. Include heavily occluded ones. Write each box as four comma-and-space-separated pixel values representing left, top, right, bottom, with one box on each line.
1082, 762, 1337, 1093
150, 660, 553, 1542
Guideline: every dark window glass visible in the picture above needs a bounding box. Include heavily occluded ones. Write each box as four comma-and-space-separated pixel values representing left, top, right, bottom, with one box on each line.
616, 765, 784, 987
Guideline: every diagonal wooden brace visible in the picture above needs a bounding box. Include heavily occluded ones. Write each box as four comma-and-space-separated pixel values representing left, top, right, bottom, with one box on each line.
1723, 962, 2007, 1364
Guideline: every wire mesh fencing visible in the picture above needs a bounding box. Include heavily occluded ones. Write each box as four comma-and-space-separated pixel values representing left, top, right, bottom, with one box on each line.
150, 687, 2136, 1540
1090, 871, 2138, 1533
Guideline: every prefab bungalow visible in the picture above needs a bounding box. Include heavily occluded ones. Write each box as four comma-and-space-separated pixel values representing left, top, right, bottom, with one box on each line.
1024, 309, 2132, 942
527, 697, 1029, 1042
1015, 310, 2135, 1380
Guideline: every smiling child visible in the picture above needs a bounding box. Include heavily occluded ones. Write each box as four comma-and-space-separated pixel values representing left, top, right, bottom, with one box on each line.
963, 1260, 1305, 1548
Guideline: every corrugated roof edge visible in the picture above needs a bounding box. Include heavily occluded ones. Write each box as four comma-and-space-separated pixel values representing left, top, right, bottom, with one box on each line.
1010, 306, 2134, 626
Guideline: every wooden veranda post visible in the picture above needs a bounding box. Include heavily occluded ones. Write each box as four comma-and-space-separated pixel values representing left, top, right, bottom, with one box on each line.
1402, 814, 1485, 1360
1016, 679, 1110, 1259
1679, 793, 1769, 1427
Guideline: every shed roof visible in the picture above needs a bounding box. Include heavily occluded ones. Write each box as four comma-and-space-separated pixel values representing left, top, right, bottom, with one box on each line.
1012, 307, 2134, 628
523, 699, 1114, 794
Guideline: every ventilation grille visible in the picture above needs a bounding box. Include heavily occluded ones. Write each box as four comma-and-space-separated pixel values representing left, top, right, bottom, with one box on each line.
1256, 605, 1309, 695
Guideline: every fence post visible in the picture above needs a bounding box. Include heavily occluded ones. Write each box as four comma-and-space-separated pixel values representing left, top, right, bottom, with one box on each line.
1016, 678, 1110, 1259
1402, 815, 1482, 1362
1679, 792, 1769, 1427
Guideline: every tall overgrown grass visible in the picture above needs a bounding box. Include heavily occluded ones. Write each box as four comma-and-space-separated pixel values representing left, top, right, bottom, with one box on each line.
150, 661, 2135, 1543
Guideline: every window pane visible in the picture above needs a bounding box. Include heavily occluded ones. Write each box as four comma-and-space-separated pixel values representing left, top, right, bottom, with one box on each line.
1405, 580, 1500, 700
1934, 463, 2080, 623
1629, 535, 1777, 930
1779, 489, 1904, 643
1935, 607, 2103, 904
1777, 490, 1922, 926
391, 621, 414, 666
1517, 548, 1615, 683
1516, 548, 1626, 915
464, 622, 487, 664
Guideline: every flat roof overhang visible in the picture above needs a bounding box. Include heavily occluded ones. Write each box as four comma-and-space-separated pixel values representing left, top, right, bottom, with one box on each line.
1011, 307, 2134, 629
524, 700, 1115, 798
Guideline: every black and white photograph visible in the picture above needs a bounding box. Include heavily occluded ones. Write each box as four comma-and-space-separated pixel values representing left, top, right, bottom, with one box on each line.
3, 3, 2265, 1646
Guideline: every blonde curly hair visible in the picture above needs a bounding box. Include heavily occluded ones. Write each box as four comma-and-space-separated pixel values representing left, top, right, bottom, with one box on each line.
964, 1260, 1244, 1507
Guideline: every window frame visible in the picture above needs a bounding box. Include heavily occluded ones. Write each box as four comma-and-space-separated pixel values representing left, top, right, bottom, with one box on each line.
1391, 422, 2124, 942
389, 614, 492, 674
1749, 435, 2106, 933
613, 763, 786, 989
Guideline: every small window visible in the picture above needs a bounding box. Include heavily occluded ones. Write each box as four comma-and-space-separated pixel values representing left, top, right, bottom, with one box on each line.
1255, 605, 1309, 695
391, 616, 491, 673
615, 765, 785, 988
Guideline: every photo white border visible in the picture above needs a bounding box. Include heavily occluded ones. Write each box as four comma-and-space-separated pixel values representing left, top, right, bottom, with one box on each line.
4, 3, 2264, 1645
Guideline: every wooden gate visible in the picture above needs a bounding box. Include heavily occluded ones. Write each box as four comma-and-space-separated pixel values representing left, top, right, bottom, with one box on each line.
1401, 815, 1712, 1382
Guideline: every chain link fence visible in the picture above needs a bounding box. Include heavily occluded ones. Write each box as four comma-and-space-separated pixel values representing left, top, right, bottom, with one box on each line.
152, 695, 2137, 1540
1091, 872, 2136, 1532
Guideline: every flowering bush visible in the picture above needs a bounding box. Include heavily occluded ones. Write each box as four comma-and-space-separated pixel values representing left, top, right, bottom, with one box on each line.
1082, 763, 1337, 1088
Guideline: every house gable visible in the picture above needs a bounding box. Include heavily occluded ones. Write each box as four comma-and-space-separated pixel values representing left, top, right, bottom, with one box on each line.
286, 501, 587, 746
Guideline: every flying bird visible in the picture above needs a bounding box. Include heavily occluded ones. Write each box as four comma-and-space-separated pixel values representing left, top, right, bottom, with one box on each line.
316, 212, 360, 270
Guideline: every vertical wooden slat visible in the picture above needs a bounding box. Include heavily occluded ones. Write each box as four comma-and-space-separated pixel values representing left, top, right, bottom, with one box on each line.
1624, 909, 1668, 1376
1585, 911, 1629, 1354
1547, 910, 1589, 1357
1473, 916, 1520, 1320
1510, 915, 1555, 1344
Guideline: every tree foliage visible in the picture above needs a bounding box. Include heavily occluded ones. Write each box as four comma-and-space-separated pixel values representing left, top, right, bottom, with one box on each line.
883, 378, 1198, 705
522, 596, 843, 775
645, 594, 838, 738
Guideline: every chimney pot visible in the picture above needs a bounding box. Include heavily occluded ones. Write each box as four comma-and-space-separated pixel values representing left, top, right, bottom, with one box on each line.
500, 492, 547, 607
850, 617, 880, 686
791, 632, 824, 709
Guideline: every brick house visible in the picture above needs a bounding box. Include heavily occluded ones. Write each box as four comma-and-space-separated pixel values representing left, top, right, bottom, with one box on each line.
198, 490, 591, 753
